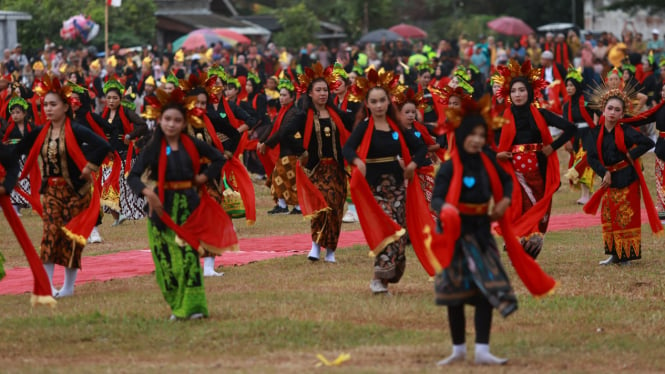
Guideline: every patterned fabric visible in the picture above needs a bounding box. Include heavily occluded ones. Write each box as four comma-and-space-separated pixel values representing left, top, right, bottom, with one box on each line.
434, 234, 517, 317
417, 167, 436, 221
9, 155, 30, 208
40, 184, 91, 269
515, 166, 550, 259
310, 161, 346, 251
270, 155, 298, 205
567, 148, 595, 190
656, 157, 665, 214
602, 182, 641, 261
100, 158, 119, 212
372, 174, 407, 284
147, 192, 208, 318
103, 160, 146, 220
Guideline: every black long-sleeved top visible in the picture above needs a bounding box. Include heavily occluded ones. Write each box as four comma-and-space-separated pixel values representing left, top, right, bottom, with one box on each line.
264, 105, 301, 157
509, 104, 576, 150
622, 102, 665, 161
101, 106, 148, 155
17, 121, 111, 195
2, 121, 37, 145
585, 124, 654, 189
342, 119, 428, 187
0, 143, 19, 193
431, 150, 512, 241
208, 99, 258, 129
127, 136, 225, 224
404, 126, 433, 167
74, 108, 113, 138
280, 107, 354, 171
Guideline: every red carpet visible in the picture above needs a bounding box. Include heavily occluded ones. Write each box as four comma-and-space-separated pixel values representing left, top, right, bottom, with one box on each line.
0, 211, 649, 295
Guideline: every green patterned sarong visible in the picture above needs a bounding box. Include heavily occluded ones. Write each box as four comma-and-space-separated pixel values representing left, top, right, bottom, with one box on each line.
0, 252, 5, 281
147, 192, 208, 319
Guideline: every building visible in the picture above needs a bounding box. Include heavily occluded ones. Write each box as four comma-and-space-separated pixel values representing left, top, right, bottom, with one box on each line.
0, 11, 31, 52
584, 0, 665, 37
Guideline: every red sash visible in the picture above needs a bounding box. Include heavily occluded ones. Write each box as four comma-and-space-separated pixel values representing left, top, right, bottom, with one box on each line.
583, 124, 663, 234
102, 106, 136, 175
258, 102, 293, 175
18, 119, 101, 245
413, 120, 447, 162
222, 132, 256, 225
157, 134, 238, 253
350, 116, 410, 254
497, 105, 560, 237
567, 95, 595, 129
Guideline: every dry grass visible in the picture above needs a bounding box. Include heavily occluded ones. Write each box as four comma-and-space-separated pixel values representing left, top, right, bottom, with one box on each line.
1, 151, 664, 373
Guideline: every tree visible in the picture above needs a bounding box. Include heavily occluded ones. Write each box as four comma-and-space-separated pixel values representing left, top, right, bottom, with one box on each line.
272, 2, 319, 49
0, 0, 156, 55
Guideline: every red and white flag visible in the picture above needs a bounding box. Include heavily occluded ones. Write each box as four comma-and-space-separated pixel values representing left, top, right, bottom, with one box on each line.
108, 0, 122, 7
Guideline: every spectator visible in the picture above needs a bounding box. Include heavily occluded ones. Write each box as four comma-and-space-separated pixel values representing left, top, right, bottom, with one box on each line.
11, 44, 29, 72
647, 29, 664, 61
633, 33, 647, 55
509, 40, 526, 62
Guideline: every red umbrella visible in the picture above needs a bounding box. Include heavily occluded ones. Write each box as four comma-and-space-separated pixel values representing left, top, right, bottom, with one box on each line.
389, 23, 428, 39
212, 28, 251, 45
487, 16, 534, 36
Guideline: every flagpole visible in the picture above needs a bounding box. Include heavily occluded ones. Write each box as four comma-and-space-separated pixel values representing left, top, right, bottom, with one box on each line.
104, 2, 109, 59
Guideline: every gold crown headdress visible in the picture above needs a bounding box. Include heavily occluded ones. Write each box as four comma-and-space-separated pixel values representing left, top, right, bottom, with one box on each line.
587, 79, 640, 117
393, 87, 427, 110
142, 87, 186, 120
496, 59, 548, 101
443, 94, 493, 132
348, 67, 405, 103
32, 73, 77, 107
296, 62, 340, 94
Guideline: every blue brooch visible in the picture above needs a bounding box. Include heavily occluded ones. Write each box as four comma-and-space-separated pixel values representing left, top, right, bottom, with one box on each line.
166, 146, 172, 156
414, 131, 421, 138
220, 112, 227, 119
463, 176, 476, 188
392, 131, 399, 140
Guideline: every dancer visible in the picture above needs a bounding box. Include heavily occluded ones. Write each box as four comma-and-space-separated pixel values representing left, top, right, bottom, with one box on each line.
128, 88, 235, 320
562, 67, 597, 205
258, 78, 301, 215
100, 78, 148, 225
343, 68, 427, 294
495, 60, 576, 258
431, 98, 516, 366
17, 73, 111, 297
584, 82, 661, 265
280, 62, 354, 263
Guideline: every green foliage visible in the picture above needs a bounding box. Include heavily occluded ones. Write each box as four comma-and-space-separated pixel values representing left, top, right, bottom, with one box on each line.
0, 0, 156, 54
272, 2, 319, 49
428, 14, 496, 43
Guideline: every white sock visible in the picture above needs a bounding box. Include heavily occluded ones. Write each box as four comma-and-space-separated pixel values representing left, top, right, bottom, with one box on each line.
308, 242, 321, 260
203, 257, 224, 276
43, 263, 57, 296
58, 267, 78, 297
278, 198, 287, 209
437, 344, 466, 366
474, 343, 508, 365
347, 203, 356, 213
324, 249, 335, 262
294, 204, 300, 210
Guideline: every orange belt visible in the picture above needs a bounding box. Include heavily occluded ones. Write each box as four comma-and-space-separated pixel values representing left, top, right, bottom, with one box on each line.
47, 177, 67, 186
457, 202, 489, 216
606, 160, 629, 172
659, 131, 665, 139
319, 158, 337, 165
163, 180, 193, 190
511, 143, 543, 153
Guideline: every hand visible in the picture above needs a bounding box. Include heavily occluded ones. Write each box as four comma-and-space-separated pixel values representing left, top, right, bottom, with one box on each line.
427, 144, 441, 152
541, 145, 554, 157
143, 188, 164, 217
237, 124, 249, 133
193, 173, 208, 187
403, 161, 417, 180
496, 151, 512, 161
257, 142, 266, 155
490, 197, 511, 222
563, 141, 574, 154
80, 166, 93, 182
625, 152, 634, 163
600, 171, 611, 189
0, 186, 6, 196
354, 158, 366, 177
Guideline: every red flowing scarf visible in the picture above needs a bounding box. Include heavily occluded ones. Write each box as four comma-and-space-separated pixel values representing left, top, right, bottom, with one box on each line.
18, 118, 101, 245
413, 120, 447, 162
583, 123, 663, 234
497, 105, 561, 237
405, 175, 438, 276
157, 134, 238, 253
621, 100, 665, 126
295, 108, 350, 218
84, 111, 122, 209
222, 132, 256, 225
4, 119, 42, 213
350, 116, 410, 255
567, 95, 595, 129
334, 92, 349, 112
421, 151, 557, 296
555, 43, 570, 70
102, 106, 136, 175
30, 95, 46, 125
221, 97, 241, 128
258, 102, 293, 176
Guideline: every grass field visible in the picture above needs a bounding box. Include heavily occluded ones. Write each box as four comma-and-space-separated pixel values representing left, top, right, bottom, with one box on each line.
1, 151, 664, 373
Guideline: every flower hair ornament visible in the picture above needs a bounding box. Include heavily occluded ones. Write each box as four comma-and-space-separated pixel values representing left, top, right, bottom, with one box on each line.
296, 62, 340, 94
102, 77, 125, 95
348, 67, 405, 103
332, 62, 349, 80
247, 70, 262, 86
32, 73, 78, 107
565, 65, 583, 83
207, 65, 227, 82
393, 87, 427, 110
179, 70, 220, 100
277, 78, 295, 92
7, 94, 30, 111
587, 79, 640, 117
142, 87, 187, 120
443, 94, 493, 132
429, 85, 473, 106
496, 59, 548, 102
